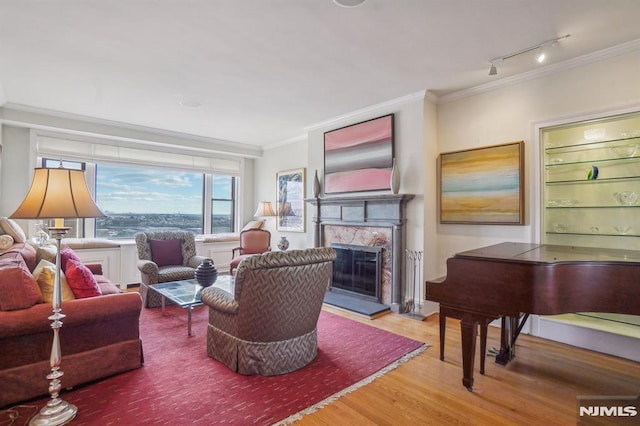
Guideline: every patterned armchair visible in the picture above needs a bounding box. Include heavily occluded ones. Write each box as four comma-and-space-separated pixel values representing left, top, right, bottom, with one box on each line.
135, 231, 209, 308
201, 247, 336, 375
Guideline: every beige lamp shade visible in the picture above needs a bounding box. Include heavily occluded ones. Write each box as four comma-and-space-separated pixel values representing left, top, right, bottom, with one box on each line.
11, 168, 105, 219
254, 201, 276, 217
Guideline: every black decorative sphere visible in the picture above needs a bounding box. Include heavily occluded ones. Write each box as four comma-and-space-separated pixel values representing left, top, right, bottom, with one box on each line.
195, 259, 218, 287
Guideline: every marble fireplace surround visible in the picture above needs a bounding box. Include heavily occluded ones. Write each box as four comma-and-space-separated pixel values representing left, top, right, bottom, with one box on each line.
307, 194, 414, 313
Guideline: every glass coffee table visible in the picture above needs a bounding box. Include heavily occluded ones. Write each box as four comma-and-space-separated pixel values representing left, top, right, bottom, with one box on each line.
152, 275, 234, 337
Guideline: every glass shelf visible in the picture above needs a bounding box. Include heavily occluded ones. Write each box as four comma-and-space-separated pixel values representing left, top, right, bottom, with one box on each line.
545, 205, 640, 209
546, 231, 638, 237
545, 155, 640, 168
544, 135, 640, 152
546, 175, 640, 185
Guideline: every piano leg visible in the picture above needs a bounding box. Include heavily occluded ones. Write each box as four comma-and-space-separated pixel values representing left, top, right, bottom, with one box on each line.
439, 312, 446, 361
460, 317, 478, 391
480, 320, 488, 375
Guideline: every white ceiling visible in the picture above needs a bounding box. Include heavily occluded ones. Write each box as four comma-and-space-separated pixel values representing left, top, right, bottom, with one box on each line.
1, 0, 640, 148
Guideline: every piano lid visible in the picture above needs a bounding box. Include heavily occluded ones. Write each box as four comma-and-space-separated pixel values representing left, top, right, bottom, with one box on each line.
455, 242, 640, 264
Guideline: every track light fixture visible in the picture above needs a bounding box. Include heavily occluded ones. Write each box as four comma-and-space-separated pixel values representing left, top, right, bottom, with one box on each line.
488, 34, 570, 76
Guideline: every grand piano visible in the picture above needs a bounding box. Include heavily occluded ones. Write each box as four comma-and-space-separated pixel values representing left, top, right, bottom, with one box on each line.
426, 242, 640, 391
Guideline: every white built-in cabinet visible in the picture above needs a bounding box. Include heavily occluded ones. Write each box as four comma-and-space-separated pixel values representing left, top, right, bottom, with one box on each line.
538, 110, 640, 361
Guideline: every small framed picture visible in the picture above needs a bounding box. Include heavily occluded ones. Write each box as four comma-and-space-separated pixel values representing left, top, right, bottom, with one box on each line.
276, 168, 306, 232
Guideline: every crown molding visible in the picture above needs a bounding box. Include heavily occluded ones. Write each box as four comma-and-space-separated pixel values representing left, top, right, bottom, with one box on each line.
263, 133, 308, 151
305, 89, 429, 132
0, 103, 263, 158
439, 38, 640, 104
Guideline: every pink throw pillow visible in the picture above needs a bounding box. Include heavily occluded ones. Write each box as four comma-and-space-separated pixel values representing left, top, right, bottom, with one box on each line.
0, 257, 43, 311
150, 239, 183, 267
60, 247, 81, 273
65, 259, 102, 298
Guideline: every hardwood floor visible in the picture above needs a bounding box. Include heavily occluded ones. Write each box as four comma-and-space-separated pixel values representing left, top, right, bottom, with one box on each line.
301, 305, 640, 425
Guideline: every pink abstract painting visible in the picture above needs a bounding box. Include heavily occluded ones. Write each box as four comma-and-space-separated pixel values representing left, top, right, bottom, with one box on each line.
324, 114, 394, 194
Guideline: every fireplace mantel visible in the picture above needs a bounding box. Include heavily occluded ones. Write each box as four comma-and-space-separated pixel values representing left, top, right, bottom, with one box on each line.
307, 194, 415, 313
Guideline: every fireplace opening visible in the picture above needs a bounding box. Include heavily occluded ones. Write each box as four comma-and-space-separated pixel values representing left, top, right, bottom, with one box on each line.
330, 243, 382, 303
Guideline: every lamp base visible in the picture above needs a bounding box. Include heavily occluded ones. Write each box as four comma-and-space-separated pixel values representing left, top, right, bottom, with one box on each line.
29, 398, 77, 426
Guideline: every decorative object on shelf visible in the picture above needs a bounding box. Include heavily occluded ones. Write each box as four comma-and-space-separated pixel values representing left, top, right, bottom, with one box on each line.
324, 114, 394, 194
553, 223, 569, 233
614, 226, 632, 235
390, 158, 400, 194
439, 141, 524, 225
583, 128, 606, 141
587, 165, 599, 180
277, 236, 290, 251
313, 170, 321, 198
276, 168, 306, 232
613, 191, 639, 206
10, 166, 105, 426
195, 259, 218, 287
610, 144, 638, 158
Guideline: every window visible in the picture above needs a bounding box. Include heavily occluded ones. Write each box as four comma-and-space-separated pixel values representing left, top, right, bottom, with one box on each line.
41, 158, 238, 238
211, 175, 236, 233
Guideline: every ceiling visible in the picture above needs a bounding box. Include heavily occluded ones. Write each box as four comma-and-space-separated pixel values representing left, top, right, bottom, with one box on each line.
1, 0, 640, 148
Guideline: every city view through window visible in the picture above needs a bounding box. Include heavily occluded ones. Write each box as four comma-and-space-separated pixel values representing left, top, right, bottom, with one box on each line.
93, 164, 234, 238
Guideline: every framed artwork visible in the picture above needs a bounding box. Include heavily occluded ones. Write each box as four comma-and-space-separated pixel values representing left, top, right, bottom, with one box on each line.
324, 114, 394, 194
439, 141, 524, 225
276, 168, 306, 232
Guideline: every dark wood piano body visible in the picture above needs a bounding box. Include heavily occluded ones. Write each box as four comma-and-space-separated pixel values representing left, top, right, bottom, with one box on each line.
426, 242, 640, 390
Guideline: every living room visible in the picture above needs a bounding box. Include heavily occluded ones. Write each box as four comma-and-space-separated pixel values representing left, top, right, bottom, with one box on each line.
1, 1, 640, 424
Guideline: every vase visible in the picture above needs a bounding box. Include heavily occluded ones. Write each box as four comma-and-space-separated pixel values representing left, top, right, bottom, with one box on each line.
313, 170, 321, 198
194, 259, 218, 287
277, 236, 290, 251
390, 158, 400, 194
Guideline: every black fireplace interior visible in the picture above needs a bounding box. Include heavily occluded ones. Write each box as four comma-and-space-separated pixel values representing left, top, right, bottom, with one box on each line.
330, 243, 382, 302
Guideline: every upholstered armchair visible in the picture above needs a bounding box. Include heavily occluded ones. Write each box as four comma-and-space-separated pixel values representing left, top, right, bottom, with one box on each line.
201, 247, 336, 375
229, 228, 271, 274
135, 231, 209, 308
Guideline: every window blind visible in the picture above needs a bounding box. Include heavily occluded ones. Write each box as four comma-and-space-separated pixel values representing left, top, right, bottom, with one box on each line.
36, 135, 242, 175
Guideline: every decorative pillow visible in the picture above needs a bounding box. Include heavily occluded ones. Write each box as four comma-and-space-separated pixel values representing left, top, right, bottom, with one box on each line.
0, 217, 27, 243
0, 234, 14, 251
150, 239, 183, 267
36, 245, 57, 264
32, 260, 76, 303
241, 220, 264, 231
0, 256, 43, 311
65, 259, 102, 298
60, 247, 81, 273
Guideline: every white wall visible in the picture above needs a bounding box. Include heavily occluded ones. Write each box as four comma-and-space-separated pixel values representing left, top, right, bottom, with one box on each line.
435, 50, 640, 275
254, 138, 308, 250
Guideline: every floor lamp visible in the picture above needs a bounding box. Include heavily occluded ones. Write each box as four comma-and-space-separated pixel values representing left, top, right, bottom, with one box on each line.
11, 167, 105, 426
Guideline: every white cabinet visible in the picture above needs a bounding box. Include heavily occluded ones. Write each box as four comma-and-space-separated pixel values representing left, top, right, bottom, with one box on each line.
542, 112, 640, 250
196, 239, 238, 274
539, 110, 640, 358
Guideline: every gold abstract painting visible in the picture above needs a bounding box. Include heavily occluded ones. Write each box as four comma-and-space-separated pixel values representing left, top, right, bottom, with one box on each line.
439, 141, 524, 224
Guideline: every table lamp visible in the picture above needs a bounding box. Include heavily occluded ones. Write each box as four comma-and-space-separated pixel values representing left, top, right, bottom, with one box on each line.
11, 166, 105, 426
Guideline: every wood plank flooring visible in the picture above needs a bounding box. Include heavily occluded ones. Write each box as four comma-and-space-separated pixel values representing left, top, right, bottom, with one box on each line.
301, 305, 640, 426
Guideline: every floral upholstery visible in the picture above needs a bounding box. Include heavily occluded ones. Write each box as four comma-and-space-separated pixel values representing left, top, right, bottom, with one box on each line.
201, 247, 336, 376
135, 231, 209, 308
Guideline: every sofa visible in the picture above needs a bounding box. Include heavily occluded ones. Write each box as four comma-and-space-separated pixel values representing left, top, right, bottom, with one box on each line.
0, 218, 143, 408
201, 247, 336, 376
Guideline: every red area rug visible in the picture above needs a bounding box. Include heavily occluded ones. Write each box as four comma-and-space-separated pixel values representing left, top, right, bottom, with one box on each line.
23, 306, 426, 425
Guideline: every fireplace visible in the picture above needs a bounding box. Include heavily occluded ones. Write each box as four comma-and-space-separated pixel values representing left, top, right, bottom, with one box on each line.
331, 243, 383, 303
307, 193, 414, 313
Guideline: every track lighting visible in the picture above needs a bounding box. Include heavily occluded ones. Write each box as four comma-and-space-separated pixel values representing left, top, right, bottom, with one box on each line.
488, 34, 569, 76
